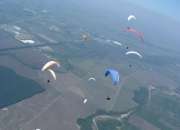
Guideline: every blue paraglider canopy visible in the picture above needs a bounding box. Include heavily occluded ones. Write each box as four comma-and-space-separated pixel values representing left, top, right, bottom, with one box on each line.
105, 69, 120, 85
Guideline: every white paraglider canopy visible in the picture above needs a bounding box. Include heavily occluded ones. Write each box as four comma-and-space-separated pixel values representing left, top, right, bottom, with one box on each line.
41, 60, 60, 71
128, 15, 136, 21
47, 69, 57, 80
126, 51, 143, 59
83, 98, 88, 104
88, 77, 96, 81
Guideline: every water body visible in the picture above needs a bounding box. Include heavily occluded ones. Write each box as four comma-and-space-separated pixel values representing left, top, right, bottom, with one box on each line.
0, 66, 44, 108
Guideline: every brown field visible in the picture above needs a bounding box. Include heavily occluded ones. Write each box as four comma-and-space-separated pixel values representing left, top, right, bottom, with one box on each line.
129, 115, 160, 130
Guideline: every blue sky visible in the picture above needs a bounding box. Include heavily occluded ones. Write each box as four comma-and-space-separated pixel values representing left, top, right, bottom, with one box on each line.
127, 0, 180, 21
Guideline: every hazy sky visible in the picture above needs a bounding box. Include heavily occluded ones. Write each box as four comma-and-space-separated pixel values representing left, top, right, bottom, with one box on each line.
127, 0, 180, 21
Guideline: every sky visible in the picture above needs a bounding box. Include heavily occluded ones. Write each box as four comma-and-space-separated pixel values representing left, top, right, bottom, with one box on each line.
127, 0, 180, 21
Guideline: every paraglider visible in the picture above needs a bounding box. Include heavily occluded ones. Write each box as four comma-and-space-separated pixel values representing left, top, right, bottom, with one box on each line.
126, 51, 143, 59
128, 15, 136, 21
41, 60, 60, 71
81, 33, 90, 42
83, 98, 87, 104
41, 60, 60, 81
105, 69, 120, 85
124, 27, 144, 42
88, 77, 96, 81
112, 41, 122, 46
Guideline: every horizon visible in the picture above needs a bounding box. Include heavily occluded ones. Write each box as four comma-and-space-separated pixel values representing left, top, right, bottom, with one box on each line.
127, 0, 180, 21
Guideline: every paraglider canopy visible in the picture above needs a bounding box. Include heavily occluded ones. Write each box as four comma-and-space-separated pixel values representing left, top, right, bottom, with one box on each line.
41, 60, 60, 71
105, 69, 120, 85
47, 69, 57, 80
41, 60, 60, 81
124, 27, 144, 42
126, 51, 143, 59
81, 33, 90, 41
128, 15, 136, 21
88, 77, 96, 81
83, 98, 87, 104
